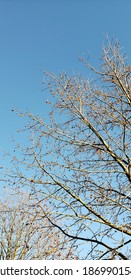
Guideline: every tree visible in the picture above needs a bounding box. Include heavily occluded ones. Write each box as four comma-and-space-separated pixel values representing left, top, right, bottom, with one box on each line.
0, 191, 75, 259
2, 39, 131, 259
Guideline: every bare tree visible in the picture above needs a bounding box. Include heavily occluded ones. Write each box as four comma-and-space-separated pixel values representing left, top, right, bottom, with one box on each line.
2, 39, 131, 259
0, 192, 75, 259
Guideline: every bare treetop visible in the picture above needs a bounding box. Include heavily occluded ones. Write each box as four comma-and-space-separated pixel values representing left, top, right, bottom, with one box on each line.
2, 39, 131, 260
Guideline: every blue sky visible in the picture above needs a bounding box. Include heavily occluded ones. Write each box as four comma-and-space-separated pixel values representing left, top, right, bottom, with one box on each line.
0, 0, 131, 153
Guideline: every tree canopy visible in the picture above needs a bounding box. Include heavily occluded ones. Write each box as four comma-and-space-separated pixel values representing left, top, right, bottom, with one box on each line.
0, 192, 74, 259
1, 39, 131, 259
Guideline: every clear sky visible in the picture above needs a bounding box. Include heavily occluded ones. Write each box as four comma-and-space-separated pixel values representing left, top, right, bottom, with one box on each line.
0, 0, 131, 154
